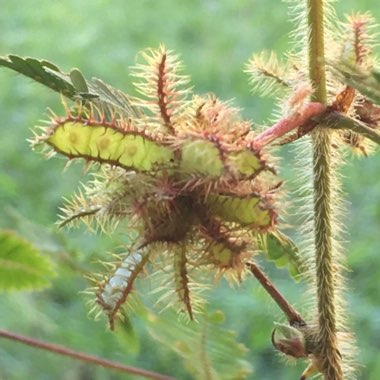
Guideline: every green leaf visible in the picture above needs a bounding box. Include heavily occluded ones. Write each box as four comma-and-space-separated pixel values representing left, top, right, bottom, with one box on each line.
0, 55, 136, 117
259, 231, 302, 278
204, 193, 274, 228
43, 120, 175, 172
0, 230, 55, 291
70, 68, 89, 93
148, 310, 252, 380
0, 55, 77, 98
89, 78, 141, 117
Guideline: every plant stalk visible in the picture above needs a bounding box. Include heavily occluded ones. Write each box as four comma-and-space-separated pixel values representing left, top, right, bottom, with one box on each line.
252, 102, 326, 149
0, 329, 175, 380
246, 261, 305, 326
323, 111, 380, 145
308, 0, 344, 379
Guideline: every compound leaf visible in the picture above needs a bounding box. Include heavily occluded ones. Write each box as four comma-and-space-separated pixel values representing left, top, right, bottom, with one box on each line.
0, 55, 77, 98
70, 68, 89, 93
258, 231, 302, 279
89, 78, 141, 117
0, 55, 136, 118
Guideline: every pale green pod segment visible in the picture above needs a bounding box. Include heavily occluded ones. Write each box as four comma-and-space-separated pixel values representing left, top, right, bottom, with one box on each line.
209, 242, 235, 267
179, 138, 224, 177
205, 194, 272, 227
46, 121, 174, 171
226, 148, 263, 177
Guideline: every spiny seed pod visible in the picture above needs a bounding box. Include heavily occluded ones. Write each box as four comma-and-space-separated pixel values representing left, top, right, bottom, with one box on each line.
5, 46, 297, 327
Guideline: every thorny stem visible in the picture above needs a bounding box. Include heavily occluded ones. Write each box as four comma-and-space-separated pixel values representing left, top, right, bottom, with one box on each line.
0, 329, 175, 380
308, 0, 344, 379
246, 262, 305, 326
252, 102, 326, 150
308, 0, 327, 103
324, 111, 380, 145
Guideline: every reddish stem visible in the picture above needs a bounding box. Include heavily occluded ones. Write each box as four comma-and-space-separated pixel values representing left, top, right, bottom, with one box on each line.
246, 261, 306, 326
252, 102, 326, 150
0, 329, 176, 380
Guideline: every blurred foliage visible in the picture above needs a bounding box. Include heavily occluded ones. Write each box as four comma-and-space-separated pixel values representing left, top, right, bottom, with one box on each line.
148, 309, 252, 380
0, 229, 55, 290
0, 1, 379, 379
336, 62, 380, 104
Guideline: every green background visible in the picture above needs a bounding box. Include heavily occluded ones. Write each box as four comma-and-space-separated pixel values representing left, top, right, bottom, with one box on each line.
0, 1, 379, 379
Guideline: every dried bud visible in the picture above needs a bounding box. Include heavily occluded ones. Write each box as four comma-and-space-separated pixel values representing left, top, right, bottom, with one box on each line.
271, 323, 308, 358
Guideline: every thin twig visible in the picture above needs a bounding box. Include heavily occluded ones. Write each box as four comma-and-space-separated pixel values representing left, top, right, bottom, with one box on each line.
0, 329, 176, 380
246, 261, 306, 326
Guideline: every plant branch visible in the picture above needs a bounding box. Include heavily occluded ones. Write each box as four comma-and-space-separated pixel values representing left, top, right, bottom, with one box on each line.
308, 0, 344, 379
323, 111, 380, 145
251, 102, 326, 150
308, 0, 327, 103
246, 261, 306, 326
0, 329, 176, 380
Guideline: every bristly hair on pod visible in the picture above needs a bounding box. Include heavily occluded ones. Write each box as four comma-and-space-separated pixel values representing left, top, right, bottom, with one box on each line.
340, 12, 378, 69
130, 44, 192, 134
26, 45, 292, 328
148, 243, 210, 322
336, 12, 380, 157
245, 51, 293, 98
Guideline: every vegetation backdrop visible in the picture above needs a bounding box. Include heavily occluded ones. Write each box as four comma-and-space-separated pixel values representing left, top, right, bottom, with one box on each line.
0, 1, 379, 379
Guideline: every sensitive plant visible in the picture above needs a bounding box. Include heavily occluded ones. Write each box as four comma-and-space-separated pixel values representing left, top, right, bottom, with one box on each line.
1, 1, 380, 379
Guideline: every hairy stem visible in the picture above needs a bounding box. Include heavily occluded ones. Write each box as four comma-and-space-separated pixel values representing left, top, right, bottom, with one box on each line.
246, 262, 305, 326
0, 329, 175, 380
252, 102, 326, 149
324, 111, 380, 145
308, 0, 344, 378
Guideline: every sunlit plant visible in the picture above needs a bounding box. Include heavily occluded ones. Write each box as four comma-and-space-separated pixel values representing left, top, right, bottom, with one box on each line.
1, 1, 380, 379
30, 45, 299, 328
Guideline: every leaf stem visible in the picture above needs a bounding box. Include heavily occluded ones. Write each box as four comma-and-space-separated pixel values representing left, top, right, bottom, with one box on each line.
252, 102, 326, 150
246, 261, 305, 326
308, 0, 344, 378
0, 329, 176, 380
323, 111, 380, 145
